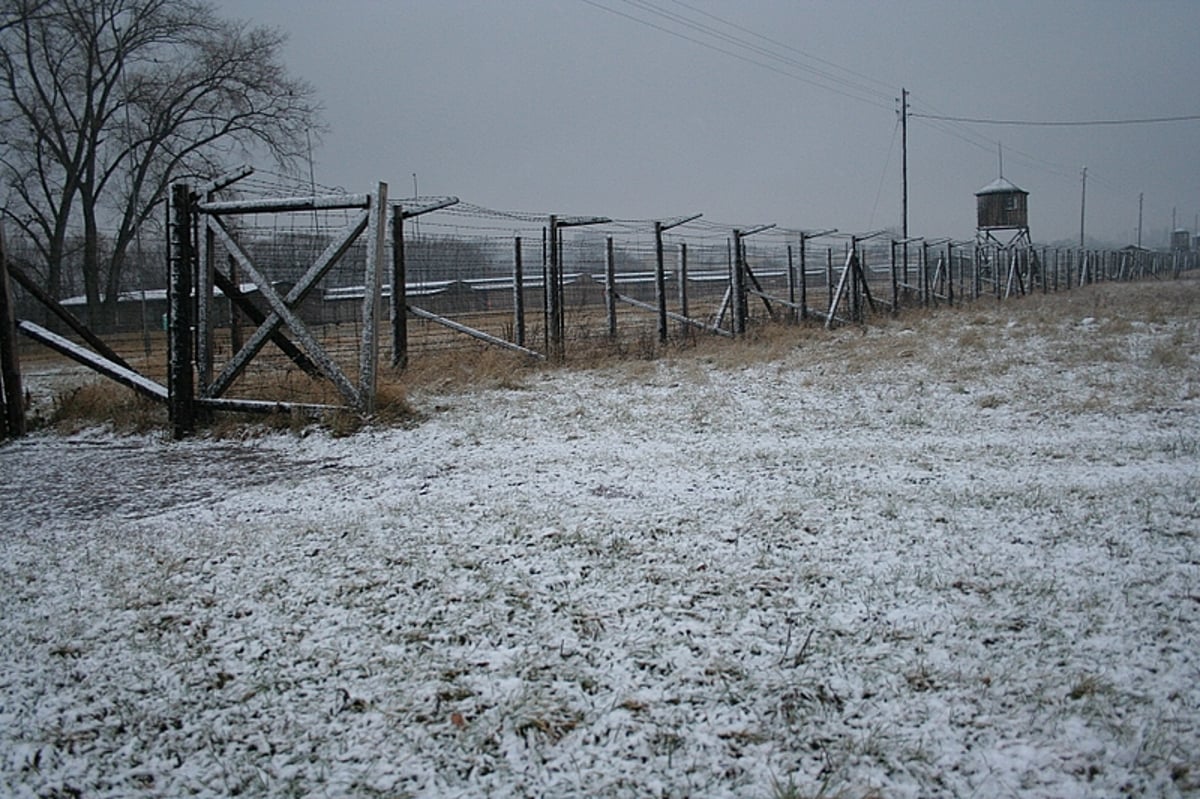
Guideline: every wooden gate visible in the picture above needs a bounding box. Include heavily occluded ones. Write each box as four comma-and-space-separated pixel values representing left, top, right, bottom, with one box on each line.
169, 172, 389, 438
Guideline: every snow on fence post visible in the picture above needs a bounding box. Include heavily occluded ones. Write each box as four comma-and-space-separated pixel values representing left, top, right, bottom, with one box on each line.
0, 223, 26, 439
358, 182, 388, 415
168, 182, 196, 439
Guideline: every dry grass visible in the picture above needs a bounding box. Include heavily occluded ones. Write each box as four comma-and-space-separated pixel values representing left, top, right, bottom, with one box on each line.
40, 381, 167, 435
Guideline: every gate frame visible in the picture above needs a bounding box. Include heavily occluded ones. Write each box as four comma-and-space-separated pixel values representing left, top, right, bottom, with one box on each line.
169, 175, 390, 438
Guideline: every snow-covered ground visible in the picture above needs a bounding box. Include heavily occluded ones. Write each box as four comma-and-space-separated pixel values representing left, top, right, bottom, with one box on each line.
2, 283, 1198, 798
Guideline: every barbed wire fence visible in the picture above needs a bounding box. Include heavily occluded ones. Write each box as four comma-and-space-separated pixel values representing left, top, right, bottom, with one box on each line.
3, 167, 1197, 437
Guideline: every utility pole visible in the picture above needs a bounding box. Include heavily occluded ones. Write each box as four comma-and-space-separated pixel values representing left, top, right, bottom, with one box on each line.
900, 88, 909, 295
1137, 192, 1143, 248
1079, 166, 1087, 249
900, 88, 908, 241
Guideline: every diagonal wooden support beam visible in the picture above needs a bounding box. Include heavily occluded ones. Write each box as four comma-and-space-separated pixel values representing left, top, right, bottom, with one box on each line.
856, 254, 877, 312
6, 259, 134, 371
206, 216, 361, 408
825, 248, 857, 329
19, 320, 167, 402
210, 269, 321, 378
741, 261, 775, 318
205, 211, 368, 400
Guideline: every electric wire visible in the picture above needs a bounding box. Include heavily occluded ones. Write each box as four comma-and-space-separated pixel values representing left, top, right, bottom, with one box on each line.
623, 0, 895, 104
868, 116, 901, 230
911, 112, 1200, 127
577, 0, 893, 110
663, 0, 897, 100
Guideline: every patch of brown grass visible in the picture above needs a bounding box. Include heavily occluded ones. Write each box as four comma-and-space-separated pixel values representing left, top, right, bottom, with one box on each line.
42, 381, 166, 434
396, 342, 546, 392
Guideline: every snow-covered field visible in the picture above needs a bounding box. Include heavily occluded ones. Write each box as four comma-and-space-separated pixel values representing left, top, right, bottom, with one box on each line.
2, 281, 1198, 798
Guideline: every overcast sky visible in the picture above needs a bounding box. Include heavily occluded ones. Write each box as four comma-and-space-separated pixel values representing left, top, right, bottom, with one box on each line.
217, 0, 1199, 246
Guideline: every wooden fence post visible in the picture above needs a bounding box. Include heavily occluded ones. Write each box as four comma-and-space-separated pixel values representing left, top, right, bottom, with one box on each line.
921, 241, 930, 307
889, 239, 899, 315
546, 216, 563, 361
654, 220, 668, 343
0, 224, 26, 439
731, 230, 746, 335
605, 236, 617, 341
799, 236, 809, 321
359, 182, 388, 414
513, 236, 526, 348
946, 242, 955, 306
825, 247, 833, 311
786, 244, 796, 323
168, 183, 196, 439
677, 242, 689, 336
391, 203, 408, 369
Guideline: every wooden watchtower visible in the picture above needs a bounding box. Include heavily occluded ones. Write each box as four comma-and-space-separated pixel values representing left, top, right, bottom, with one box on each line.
975, 177, 1031, 249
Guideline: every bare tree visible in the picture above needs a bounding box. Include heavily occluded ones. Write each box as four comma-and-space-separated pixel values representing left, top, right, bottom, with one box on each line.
0, 0, 323, 325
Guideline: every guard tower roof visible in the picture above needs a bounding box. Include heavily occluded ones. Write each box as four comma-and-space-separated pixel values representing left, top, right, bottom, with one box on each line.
975, 177, 1027, 196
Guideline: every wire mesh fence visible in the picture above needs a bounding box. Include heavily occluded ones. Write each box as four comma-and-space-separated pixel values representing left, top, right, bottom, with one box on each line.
6, 168, 1198, 418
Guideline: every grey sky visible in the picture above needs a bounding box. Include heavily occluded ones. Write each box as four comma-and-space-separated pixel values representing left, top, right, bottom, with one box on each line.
218, 0, 1199, 245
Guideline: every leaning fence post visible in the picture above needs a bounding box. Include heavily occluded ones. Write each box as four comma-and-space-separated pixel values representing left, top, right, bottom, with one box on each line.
0, 224, 26, 439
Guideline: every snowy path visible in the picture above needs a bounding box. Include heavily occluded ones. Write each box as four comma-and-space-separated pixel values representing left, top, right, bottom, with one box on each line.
1, 303, 1198, 798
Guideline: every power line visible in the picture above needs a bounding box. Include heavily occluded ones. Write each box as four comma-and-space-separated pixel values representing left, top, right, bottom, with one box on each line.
911, 111, 1200, 127
656, 0, 895, 102
577, 0, 893, 111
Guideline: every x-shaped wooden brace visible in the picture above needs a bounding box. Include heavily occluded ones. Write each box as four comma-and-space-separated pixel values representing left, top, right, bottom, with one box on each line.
204, 211, 369, 407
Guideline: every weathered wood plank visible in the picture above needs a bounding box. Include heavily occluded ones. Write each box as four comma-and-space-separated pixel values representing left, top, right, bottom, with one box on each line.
19, 320, 167, 402
407, 305, 546, 359
0, 225, 26, 438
